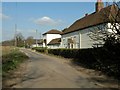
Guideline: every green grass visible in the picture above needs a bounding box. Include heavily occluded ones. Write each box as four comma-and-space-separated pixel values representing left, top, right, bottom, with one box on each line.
2, 48, 28, 76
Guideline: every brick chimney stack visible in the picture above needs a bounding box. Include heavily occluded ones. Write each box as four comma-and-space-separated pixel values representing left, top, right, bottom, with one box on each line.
95, 0, 104, 12
85, 13, 88, 17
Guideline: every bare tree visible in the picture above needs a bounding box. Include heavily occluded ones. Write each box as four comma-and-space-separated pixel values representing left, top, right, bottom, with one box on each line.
15, 32, 25, 47
88, 1, 120, 47
26, 36, 34, 47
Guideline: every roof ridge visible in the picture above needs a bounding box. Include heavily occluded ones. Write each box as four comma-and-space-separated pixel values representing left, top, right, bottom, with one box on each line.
43, 29, 62, 35
62, 4, 119, 34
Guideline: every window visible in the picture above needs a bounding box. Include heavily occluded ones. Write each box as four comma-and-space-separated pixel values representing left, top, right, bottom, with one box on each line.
74, 36, 76, 38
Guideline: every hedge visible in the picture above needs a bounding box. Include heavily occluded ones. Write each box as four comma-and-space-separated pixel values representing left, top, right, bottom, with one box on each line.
48, 48, 120, 80
32, 47, 47, 53
33, 47, 120, 80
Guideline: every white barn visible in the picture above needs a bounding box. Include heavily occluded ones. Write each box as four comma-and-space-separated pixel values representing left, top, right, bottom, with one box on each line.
47, 38, 61, 49
42, 29, 62, 48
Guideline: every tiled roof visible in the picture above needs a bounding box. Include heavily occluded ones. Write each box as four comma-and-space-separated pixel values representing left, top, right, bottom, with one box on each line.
43, 29, 62, 35
47, 38, 61, 45
62, 5, 120, 34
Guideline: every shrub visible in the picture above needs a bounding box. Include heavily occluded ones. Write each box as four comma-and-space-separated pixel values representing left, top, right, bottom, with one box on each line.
33, 47, 47, 53
47, 48, 120, 80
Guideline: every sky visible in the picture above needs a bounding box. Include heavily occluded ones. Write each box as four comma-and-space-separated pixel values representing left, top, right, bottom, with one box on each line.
0, 2, 2, 42
2, 2, 96, 41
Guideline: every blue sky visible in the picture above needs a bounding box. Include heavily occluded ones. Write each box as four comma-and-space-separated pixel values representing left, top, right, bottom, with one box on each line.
2, 2, 96, 41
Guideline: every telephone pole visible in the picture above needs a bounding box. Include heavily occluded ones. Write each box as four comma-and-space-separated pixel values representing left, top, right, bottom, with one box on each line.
14, 2, 18, 47
40, 32, 41, 40
36, 29, 38, 47
14, 24, 17, 47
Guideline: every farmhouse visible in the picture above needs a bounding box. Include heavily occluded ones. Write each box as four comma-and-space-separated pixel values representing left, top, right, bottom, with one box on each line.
61, 0, 120, 49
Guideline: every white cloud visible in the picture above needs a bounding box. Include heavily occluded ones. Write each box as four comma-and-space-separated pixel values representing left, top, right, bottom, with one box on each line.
33, 16, 63, 26
0, 13, 10, 20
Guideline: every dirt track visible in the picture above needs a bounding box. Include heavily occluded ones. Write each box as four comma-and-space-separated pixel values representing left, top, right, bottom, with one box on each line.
4, 48, 119, 88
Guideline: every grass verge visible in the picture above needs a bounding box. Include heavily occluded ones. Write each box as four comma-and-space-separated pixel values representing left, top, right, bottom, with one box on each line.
2, 48, 28, 77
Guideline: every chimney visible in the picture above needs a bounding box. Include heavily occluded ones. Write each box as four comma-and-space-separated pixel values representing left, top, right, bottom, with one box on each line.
95, 0, 104, 12
85, 13, 88, 16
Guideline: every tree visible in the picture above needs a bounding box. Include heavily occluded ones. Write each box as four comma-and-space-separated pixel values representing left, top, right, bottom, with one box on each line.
88, 1, 120, 48
15, 32, 25, 47
2, 40, 14, 46
26, 36, 34, 47
86, 2, 120, 80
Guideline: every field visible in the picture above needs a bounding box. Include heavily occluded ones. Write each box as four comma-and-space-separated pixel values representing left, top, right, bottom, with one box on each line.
0, 46, 2, 56
1, 46, 15, 56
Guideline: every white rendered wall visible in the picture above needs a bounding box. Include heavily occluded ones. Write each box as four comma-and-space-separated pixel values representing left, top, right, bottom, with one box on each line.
31, 44, 42, 48
42, 34, 61, 47
47, 44, 60, 49
61, 24, 107, 49
80, 29, 95, 48
46, 34, 61, 44
61, 31, 80, 48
